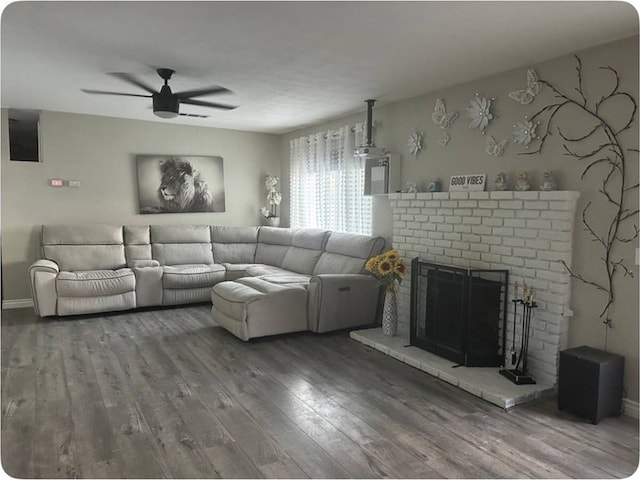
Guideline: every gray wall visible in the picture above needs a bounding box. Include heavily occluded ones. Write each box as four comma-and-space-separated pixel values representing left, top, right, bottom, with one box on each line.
281, 36, 639, 402
1, 111, 281, 300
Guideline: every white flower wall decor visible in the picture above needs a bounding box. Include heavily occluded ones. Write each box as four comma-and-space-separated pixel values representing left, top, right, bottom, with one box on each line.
407, 130, 424, 158
466, 94, 494, 134
485, 135, 508, 157
512, 118, 539, 148
508, 69, 543, 105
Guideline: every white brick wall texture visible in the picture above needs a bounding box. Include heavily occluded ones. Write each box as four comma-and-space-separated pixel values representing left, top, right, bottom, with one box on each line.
389, 190, 580, 386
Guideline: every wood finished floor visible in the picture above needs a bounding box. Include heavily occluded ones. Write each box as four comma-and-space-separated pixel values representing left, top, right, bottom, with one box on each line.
2, 305, 638, 479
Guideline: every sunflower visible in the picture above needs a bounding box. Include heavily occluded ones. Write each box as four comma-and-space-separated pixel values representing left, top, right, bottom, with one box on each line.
384, 250, 399, 262
377, 260, 393, 276
365, 257, 379, 272
394, 261, 406, 276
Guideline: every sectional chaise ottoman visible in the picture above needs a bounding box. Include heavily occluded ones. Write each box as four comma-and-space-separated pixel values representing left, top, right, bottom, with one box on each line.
28, 224, 386, 340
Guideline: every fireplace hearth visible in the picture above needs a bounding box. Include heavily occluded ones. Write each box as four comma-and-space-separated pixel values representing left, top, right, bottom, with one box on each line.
410, 259, 508, 367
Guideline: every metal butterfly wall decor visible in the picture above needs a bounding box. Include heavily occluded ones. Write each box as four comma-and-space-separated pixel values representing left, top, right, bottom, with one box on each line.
485, 135, 508, 157
432, 98, 459, 129
508, 69, 543, 105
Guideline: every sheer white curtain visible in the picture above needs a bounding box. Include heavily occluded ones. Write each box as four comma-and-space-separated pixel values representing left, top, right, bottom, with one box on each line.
290, 124, 372, 234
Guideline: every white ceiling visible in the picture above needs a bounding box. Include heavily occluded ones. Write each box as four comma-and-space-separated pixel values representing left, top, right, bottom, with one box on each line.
2, 1, 637, 134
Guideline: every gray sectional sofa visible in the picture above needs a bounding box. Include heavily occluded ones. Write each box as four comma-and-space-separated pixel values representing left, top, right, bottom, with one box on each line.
28, 224, 386, 340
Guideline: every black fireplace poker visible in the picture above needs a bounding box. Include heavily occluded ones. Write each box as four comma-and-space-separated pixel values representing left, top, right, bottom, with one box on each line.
499, 284, 537, 385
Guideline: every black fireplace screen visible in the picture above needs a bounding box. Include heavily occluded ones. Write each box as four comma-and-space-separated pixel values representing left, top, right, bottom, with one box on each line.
410, 259, 508, 367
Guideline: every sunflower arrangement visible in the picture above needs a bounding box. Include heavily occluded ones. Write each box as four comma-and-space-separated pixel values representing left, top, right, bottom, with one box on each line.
365, 249, 407, 291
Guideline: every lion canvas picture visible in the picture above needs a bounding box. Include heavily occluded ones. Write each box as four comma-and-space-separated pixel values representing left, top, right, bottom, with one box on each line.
136, 155, 225, 214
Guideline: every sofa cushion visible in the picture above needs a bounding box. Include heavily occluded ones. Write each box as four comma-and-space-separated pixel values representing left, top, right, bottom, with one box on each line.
313, 232, 386, 274
259, 274, 311, 287
221, 263, 255, 281
44, 245, 127, 272
211, 276, 307, 324
57, 293, 136, 316
279, 228, 330, 274
211, 280, 265, 320
42, 224, 123, 245
151, 225, 214, 265
162, 264, 225, 289
124, 225, 152, 264
150, 225, 211, 244
42, 224, 127, 271
56, 269, 135, 297
246, 264, 295, 277
124, 225, 151, 245
254, 227, 292, 267
211, 226, 258, 264
153, 243, 214, 266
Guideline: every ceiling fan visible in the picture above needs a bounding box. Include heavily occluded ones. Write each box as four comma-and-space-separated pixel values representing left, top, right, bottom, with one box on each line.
81, 68, 237, 118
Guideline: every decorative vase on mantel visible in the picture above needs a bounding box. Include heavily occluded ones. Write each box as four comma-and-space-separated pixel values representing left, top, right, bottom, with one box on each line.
382, 287, 398, 337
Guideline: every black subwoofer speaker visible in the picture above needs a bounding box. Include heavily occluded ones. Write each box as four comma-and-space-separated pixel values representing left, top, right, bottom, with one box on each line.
558, 345, 624, 424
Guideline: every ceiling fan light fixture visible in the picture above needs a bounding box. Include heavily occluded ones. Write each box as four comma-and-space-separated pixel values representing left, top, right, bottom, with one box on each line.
153, 109, 179, 119
152, 92, 180, 119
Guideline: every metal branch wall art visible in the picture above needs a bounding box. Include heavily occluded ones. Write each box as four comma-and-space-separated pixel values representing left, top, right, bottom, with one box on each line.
523, 55, 638, 342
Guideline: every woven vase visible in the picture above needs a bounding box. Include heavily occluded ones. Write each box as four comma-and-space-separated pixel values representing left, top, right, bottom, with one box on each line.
382, 287, 398, 337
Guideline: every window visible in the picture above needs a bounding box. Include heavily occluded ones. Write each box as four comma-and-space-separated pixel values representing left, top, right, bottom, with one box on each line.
290, 124, 372, 235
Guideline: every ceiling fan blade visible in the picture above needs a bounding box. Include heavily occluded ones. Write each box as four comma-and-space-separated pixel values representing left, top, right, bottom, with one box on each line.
109, 72, 158, 94
179, 112, 210, 118
176, 86, 230, 99
181, 98, 237, 110
81, 89, 152, 98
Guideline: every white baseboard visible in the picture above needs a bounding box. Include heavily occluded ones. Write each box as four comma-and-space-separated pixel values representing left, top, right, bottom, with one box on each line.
623, 398, 639, 419
2, 298, 34, 310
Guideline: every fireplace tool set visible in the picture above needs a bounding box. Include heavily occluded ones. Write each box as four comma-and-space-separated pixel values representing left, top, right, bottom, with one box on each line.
499, 281, 537, 385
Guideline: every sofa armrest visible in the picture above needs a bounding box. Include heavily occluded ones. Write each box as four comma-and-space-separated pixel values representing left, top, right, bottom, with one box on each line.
29, 259, 60, 317
130, 259, 160, 268
307, 274, 380, 333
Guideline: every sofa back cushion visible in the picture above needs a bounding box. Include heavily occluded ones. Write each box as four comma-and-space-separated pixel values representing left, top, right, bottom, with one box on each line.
281, 228, 330, 274
150, 225, 214, 265
254, 227, 292, 267
313, 232, 386, 274
124, 225, 152, 264
42, 224, 126, 271
211, 226, 259, 264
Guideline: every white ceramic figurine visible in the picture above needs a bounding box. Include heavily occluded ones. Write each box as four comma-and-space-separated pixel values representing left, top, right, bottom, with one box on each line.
515, 171, 531, 191
540, 170, 557, 191
495, 172, 508, 191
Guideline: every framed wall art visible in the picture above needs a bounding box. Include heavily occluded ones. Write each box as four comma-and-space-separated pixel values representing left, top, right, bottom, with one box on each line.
136, 155, 226, 214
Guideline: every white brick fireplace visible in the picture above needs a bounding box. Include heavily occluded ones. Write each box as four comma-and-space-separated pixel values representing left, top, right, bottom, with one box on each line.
390, 189, 579, 386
